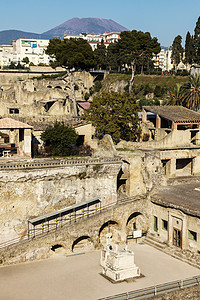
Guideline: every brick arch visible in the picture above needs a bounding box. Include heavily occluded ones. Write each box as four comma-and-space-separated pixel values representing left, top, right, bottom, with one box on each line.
72, 235, 93, 252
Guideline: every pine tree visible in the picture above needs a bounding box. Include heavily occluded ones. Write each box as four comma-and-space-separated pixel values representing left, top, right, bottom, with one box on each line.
171, 35, 183, 73
193, 16, 200, 63
184, 32, 195, 65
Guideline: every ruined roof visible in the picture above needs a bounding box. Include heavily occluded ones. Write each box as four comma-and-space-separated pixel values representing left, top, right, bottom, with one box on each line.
0, 118, 32, 129
143, 106, 200, 123
151, 182, 200, 217
28, 119, 90, 131
77, 101, 90, 110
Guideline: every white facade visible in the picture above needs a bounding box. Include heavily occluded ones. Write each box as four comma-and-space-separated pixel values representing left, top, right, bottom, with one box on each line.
64, 32, 120, 50
0, 39, 51, 68
15, 39, 51, 66
153, 48, 173, 72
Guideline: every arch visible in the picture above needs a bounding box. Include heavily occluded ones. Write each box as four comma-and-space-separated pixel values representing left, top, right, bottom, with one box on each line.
72, 235, 93, 252
126, 212, 142, 226
54, 85, 62, 90
99, 220, 119, 237
51, 244, 64, 252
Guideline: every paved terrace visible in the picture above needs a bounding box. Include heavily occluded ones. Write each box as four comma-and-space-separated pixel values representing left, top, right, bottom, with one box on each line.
0, 244, 200, 300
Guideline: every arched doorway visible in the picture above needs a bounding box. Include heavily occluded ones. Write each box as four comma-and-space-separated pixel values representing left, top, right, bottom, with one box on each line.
72, 236, 94, 253
126, 212, 146, 238
99, 220, 120, 246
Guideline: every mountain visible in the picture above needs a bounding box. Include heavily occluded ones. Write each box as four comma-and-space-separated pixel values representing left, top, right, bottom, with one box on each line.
42, 17, 129, 38
0, 18, 129, 45
0, 30, 50, 45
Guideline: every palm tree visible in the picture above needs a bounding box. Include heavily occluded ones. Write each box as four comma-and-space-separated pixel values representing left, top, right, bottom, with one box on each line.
168, 84, 185, 106
183, 74, 200, 111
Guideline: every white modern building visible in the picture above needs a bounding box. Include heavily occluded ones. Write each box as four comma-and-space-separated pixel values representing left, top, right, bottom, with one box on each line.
0, 38, 51, 68
153, 48, 173, 72
64, 32, 120, 50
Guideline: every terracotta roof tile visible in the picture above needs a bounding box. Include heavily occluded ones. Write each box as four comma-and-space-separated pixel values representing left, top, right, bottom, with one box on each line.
0, 118, 32, 129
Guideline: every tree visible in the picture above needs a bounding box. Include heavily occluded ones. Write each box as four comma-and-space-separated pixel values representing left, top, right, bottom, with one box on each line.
41, 122, 78, 156
183, 74, 200, 111
116, 30, 160, 93
22, 57, 29, 65
94, 40, 107, 69
168, 84, 185, 106
194, 16, 200, 63
171, 35, 183, 73
184, 32, 195, 66
46, 38, 96, 70
85, 92, 140, 143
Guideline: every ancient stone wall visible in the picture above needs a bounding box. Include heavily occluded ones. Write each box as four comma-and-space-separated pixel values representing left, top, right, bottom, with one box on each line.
0, 160, 121, 244
0, 197, 149, 265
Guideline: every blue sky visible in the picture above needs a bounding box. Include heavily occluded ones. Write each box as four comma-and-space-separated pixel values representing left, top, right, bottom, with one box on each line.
1, 0, 200, 46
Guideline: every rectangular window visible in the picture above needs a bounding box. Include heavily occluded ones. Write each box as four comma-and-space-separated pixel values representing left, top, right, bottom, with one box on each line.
154, 216, 158, 232
162, 219, 168, 231
188, 230, 197, 241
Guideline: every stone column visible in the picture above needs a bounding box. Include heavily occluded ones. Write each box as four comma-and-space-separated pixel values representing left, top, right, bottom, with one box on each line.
142, 108, 147, 123
168, 211, 173, 246
172, 121, 177, 129
156, 114, 161, 128
168, 158, 176, 177
24, 129, 32, 157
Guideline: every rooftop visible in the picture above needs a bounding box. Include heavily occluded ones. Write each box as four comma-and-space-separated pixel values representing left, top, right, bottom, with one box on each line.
143, 106, 200, 123
0, 118, 32, 129
151, 181, 200, 217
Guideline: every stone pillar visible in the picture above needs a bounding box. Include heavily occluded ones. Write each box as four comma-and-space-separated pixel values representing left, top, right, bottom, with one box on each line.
192, 155, 200, 175
142, 108, 147, 123
168, 158, 176, 177
168, 211, 173, 246
23, 129, 32, 157
172, 122, 177, 129
156, 114, 161, 128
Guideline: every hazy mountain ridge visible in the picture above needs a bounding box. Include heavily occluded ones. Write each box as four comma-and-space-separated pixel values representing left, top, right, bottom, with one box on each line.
0, 18, 129, 45
43, 17, 129, 38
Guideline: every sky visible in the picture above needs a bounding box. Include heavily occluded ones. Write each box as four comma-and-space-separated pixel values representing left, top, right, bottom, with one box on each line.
1, 0, 200, 46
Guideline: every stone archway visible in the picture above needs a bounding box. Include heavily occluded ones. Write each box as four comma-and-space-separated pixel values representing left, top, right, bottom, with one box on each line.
99, 220, 121, 246
72, 236, 94, 253
126, 212, 147, 236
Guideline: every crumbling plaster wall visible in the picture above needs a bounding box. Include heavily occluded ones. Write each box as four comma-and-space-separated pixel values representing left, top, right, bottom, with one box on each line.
0, 162, 120, 244
118, 151, 166, 197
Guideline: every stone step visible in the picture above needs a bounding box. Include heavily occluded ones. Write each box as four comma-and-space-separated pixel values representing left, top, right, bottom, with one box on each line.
144, 236, 167, 250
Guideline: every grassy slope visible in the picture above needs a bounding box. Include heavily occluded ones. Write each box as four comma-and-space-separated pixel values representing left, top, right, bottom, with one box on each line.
104, 73, 189, 90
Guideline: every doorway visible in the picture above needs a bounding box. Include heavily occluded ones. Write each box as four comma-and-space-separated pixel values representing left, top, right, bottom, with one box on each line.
173, 228, 182, 248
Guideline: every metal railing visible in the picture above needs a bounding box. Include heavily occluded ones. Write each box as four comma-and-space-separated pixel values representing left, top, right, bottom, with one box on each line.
99, 275, 200, 300
0, 196, 140, 251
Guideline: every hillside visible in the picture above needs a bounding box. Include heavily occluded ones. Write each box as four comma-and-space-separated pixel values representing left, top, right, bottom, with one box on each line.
101, 74, 189, 96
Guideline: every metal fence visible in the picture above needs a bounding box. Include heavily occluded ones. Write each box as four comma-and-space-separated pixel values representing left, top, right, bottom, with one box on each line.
99, 275, 200, 300
0, 196, 140, 251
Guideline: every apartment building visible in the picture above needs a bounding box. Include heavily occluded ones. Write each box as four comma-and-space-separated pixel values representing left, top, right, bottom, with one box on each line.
64, 32, 120, 50
153, 48, 173, 72
0, 38, 51, 68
